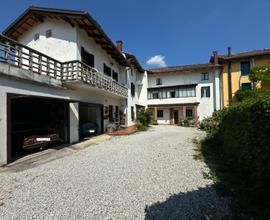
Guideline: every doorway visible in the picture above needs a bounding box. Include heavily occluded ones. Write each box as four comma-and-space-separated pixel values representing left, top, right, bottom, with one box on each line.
173, 110, 179, 125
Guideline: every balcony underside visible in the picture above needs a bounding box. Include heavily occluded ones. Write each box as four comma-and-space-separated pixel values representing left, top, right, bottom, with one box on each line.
63, 80, 127, 99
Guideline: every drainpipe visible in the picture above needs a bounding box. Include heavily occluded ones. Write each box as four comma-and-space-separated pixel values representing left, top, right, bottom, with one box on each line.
227, 47, 233, 104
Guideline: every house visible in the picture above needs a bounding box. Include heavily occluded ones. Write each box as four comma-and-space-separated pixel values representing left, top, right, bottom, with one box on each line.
210, 47, 270, 107
147, 53, 222, 126
0, 6, 146, 165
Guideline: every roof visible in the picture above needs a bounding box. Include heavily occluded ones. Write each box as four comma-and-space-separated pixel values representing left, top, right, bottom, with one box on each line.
210, 49, 270, 63
123, 52, 144, 73
147, 63, 221, 75
2, 6, 129, 66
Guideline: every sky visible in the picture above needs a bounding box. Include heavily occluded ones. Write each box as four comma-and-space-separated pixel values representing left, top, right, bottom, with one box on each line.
1, 0, 270, 68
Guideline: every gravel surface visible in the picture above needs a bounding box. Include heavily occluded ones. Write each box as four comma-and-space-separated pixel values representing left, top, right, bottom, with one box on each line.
0, 126, 228, 219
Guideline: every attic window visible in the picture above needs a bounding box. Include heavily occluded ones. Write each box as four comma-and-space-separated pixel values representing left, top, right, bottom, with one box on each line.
34, 33, 39, 41
46, 29, 52, 38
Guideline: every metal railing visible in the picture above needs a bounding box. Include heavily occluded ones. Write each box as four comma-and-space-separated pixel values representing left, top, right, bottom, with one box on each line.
0, 34, 128, 97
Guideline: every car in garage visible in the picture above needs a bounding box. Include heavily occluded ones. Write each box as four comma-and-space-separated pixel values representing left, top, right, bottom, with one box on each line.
80, 122, 99, 137
12, 121, 62, 151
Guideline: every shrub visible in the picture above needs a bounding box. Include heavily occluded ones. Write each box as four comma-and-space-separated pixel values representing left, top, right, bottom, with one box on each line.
150, 119, 158, 125
200, 92, 270, 218
135, 109, 153, 131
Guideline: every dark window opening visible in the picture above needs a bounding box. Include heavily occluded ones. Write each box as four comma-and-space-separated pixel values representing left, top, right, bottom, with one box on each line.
241, 83, 252, 90
114, 106, 119, 121
170, 91, 175, 98
104, 64, 111, 77
46, 29, 52, 38
156, 78, 162, 85
131, 83, 135, 96
109, 105, 113, 123
201, 72, 209, 81
112, 71, 118, 82
157, 110, 163, 118
241, 61, 251, 76
131, 106, 135, 121
81, 47, 94, 67
152, 92, 159, 99
34, 33, 39, 41
201, 86, 210, 98
186, 109, 193, 119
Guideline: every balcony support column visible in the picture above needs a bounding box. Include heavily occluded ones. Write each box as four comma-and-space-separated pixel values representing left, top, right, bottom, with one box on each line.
69, 102, 79, 144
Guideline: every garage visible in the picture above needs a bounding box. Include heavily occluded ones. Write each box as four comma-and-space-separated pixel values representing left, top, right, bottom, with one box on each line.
79, 103, 103, 138
8, 94, 69, 161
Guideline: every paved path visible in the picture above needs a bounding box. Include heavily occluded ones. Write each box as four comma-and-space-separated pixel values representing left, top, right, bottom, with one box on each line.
0, 126, 228, 219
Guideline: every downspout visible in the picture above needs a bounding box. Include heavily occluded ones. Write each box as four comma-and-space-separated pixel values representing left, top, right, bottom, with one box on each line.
227, 47, 233, 104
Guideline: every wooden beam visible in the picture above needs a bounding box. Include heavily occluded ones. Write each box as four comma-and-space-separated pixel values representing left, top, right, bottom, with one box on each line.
62, 17, 75, 27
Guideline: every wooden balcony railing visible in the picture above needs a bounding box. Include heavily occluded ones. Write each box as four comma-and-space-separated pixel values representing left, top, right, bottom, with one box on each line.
0, 34, 128, 97
62, 61, 128, 97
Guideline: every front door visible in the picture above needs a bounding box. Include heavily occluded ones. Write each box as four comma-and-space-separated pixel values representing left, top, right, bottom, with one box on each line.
174, 110, 179, 125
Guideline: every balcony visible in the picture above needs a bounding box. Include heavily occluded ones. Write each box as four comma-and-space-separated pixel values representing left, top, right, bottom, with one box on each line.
62, 61, 128, 97
0, 34, 128, 98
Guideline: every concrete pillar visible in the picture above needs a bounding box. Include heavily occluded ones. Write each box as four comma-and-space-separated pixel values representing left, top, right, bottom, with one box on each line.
182, 106, 186, 119
0, 92, 7, 165
154, 107, 157, 120
69, 102, 79, 144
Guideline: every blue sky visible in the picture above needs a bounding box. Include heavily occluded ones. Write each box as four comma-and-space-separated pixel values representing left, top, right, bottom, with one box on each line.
1, 0, 270, 68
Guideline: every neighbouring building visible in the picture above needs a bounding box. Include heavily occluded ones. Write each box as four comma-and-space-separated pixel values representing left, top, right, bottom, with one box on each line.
0, 7, 146, 165
210, 47, 270, 107
146, 56, 222, 126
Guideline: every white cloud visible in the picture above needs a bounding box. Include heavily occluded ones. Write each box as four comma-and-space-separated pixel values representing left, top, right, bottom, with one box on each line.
146, 55, 167, 67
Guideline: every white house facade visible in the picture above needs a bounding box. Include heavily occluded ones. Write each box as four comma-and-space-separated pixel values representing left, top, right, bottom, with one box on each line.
146, 61, 222, 125
0, 7, 147, 165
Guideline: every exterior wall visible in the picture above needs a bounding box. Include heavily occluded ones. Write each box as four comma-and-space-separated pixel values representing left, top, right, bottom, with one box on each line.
18, 18, 77, 62
0, 91, 7, 165
138, 71, 149, 107
222, 56, 270, 107
147, 70, 219, 121
156, 108, 170, 124
75, 28, 126, 84
17, 18, 127, 85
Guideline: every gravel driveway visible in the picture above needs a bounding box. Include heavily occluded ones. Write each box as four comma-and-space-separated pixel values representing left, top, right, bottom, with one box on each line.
0, 126, 228, 219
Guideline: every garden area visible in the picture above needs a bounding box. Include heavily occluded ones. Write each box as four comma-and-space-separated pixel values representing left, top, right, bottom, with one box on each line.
195, 65, 270, 219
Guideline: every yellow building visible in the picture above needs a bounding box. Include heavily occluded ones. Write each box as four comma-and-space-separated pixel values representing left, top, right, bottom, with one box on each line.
211, 48, 270, 107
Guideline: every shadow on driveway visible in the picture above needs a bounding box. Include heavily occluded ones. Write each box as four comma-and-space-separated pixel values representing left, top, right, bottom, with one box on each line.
144, 185, 229, 220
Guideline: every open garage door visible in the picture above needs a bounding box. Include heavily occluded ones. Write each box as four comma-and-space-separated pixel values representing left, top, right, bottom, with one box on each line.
9, 95, 69, 160
79, 103, 103, 138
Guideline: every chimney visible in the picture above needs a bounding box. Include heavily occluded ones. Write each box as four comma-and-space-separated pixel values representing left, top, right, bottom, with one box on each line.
227, 47, 231, 56
213, 51, 218, 65
116, 40, 123, 51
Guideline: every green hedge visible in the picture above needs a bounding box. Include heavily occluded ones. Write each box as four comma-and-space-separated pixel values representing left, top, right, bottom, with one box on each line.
201, 93, 270, 217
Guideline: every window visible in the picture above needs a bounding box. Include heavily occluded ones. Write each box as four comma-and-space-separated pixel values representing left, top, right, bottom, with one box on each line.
34, 33, 39, 41
157, 110, 163, 118
201, 86, 210, 98
170, 91, 175, 98
201, 72, 209, 81
112, 71, 118, 82
241, 61, 251, 76
152, 92, 159, 99
130, 68, 133, 76
103, 64, 111, 77
131, 106, 135, 121
131, 83, 135, 96
81, 47, 94, 67
45, 29, 52, 38
109, 105, 113, 123
156, 78, 162, 85
241, 82, 252, 90
186, 109, 193, 119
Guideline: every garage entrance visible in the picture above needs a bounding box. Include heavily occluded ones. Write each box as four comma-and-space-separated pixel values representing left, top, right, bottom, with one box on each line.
8, 94, 69, 161
79, 103, 103, 138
